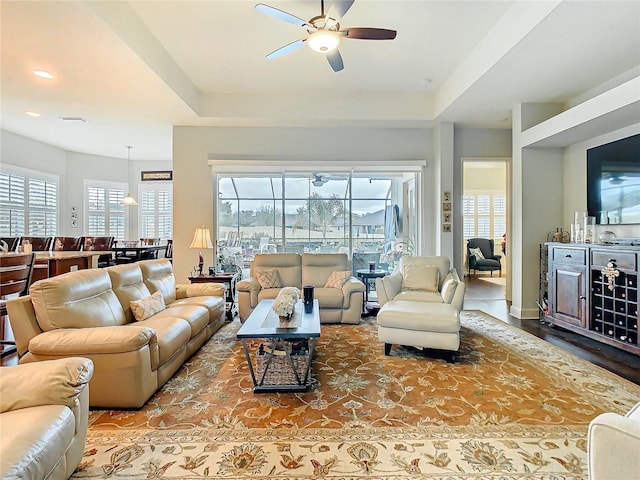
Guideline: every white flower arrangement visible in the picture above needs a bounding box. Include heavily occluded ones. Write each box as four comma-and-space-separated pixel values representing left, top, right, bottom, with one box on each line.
272, 287, 300, 317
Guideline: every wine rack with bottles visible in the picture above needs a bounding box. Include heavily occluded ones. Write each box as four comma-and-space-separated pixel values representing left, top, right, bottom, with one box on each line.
591, 270, 638, 346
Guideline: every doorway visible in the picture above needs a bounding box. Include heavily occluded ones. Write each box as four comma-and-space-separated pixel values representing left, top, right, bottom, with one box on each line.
462, 159, 509, 300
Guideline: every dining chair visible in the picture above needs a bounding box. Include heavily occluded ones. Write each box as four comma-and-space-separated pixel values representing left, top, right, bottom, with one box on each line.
164, 239, 173, 263
140, 238, 161, 259
83, 236, 115, 267
0, 253, 35, 356
52, 236, 84, 251
0, 237, 19, 253
18, 236, 53, 251
140, 238, 160, 245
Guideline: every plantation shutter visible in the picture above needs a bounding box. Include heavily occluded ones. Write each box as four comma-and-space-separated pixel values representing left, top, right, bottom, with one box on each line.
0, 171, 26, 236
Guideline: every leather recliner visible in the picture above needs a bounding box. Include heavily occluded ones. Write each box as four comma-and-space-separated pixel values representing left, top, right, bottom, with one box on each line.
375, 256, 466, 355
588, 400, 640, 480
0, 357, 93, 480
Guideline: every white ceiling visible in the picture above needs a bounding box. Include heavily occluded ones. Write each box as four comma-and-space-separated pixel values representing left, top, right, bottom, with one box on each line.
1, 0, 639, 161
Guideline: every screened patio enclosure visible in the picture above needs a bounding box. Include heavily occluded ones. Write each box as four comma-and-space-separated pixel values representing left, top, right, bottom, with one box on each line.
215, 169, 419, 263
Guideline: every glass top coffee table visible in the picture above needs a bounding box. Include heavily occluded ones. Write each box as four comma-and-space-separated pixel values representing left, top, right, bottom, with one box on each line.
237, 299, 320, 393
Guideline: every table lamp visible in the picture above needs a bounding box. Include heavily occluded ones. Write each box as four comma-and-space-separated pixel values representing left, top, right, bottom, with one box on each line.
189, 225, 213, 276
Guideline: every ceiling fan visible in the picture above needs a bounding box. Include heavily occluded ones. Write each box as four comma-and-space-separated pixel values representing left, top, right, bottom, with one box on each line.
312, 173, 347, 186
255, 0, 397, 72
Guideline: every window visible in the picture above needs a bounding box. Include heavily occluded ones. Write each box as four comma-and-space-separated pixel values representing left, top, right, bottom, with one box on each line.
0, 166, 58, 236
85, 181, 126, 240
462, 193, 506, 242
140, 184, 173, 239
217, 171, 415, 256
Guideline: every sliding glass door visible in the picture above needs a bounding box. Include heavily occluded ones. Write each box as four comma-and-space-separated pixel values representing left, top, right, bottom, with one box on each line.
217, 171, 416, 259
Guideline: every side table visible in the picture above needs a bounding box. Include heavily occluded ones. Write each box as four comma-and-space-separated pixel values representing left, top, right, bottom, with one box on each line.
355, 268, 387, 316
188, 272, 240, 321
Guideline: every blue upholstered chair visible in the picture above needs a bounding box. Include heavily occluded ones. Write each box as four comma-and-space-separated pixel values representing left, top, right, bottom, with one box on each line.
467, 238, 502, 277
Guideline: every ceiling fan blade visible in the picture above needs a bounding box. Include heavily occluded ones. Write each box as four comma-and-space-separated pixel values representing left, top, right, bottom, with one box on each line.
326, 49, 344, 72
266, 39, 306, 59
344, 27, 397, 40
327, 0, 356, 20
255, 3, 309, 27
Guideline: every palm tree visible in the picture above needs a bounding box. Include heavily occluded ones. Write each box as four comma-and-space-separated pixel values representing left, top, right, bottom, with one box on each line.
307, 193, 345, 243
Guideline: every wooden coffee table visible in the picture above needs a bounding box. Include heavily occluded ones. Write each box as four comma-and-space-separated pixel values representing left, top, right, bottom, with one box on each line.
237, 299, 320, 393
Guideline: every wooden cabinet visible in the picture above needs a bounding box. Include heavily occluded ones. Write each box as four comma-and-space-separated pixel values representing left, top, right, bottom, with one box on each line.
549, 246, 587, 328
546, 243, 639, 355
551, 264, 587, 327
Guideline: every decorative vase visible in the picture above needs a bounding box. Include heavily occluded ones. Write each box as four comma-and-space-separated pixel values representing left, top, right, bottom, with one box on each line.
303, 285, 314, 313
278, 313, 293, 327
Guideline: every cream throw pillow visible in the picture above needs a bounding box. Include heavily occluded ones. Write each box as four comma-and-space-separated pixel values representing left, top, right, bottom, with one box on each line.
402, 264, 439, 292
440, 273, 458, 303
256, 269, 282, 289
324, 270, 351, 289
469, 247, 485, 260
130, 291, 165, 322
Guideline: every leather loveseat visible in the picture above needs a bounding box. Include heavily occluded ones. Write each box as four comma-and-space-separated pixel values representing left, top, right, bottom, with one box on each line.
236, 253, 365, 324
6, 258, 225, 408
375, 256, 465, 355
0, 357, 93, 480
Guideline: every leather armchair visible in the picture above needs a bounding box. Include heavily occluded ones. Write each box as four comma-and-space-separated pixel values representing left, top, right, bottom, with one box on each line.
467, 238, 502, 276
588, 401, 640, 480
374, 256, 466, 355
0, 357, 94, 480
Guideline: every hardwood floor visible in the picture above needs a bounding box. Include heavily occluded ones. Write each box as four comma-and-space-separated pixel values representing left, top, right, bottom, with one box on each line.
464, 274, 640, 386
3, 275, 640, 386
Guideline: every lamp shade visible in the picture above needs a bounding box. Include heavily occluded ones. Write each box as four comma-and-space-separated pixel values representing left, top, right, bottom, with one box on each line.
190, 226, 214, 249
121, 193, 138, 206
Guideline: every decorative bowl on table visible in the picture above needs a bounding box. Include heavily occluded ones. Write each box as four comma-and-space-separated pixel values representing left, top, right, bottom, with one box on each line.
122, 240, 138, 247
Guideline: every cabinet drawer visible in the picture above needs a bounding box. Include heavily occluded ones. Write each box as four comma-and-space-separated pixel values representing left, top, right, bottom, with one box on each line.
591, 251, 637, 270
552, 248, 586, 265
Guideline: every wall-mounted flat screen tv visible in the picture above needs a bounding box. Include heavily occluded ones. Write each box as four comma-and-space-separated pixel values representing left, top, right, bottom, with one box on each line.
587, 133, 640, 225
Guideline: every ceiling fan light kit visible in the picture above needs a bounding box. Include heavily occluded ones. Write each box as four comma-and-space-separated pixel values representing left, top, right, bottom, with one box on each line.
255, 0, 396, 72
307, 30, 341, 53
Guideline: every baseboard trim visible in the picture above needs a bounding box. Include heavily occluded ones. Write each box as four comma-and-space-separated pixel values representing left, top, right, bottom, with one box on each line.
509, 305, 540, 319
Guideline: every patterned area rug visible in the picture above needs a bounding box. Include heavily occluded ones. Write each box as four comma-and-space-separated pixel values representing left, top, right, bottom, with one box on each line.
73, 311, 640, 479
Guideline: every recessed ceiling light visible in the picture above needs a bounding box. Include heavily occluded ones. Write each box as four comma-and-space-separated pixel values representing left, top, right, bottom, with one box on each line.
25, 111, 41, 117
33, 70, 53, 79
59, 116, 88, 123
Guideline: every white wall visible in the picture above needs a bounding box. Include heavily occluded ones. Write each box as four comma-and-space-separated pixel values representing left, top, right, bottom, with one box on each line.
172, 125, 436, 282
1, 129, 171, 238
454, 127, 512, 273
171, 124, 518, 282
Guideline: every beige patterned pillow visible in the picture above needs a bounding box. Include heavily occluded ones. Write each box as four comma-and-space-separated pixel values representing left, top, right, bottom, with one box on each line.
402, 264, 439, 292
324, 270, 351, 289
130, 291, 165, 322
256, 269, 282, 289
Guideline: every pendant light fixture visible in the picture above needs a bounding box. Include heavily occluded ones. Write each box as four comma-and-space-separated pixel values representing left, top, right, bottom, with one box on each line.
121, 145, 138, 206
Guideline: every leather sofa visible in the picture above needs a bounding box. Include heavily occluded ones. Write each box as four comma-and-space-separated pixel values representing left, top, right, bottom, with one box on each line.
0, 357, 93, 480
588, 400, 640, 480
375, 256, 465, 355
6, 259, 226, 408
236, 253, 365, 324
